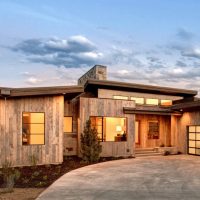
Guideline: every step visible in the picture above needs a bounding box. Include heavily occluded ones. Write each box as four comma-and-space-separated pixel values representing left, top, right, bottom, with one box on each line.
135, 152, 162, 157
135, 148, 156, 152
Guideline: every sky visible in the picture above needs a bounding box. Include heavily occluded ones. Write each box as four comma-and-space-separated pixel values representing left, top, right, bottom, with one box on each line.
0, 0, 200, 94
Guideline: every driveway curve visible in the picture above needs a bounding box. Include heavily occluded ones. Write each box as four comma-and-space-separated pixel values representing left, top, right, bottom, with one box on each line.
37, 155, 200, 200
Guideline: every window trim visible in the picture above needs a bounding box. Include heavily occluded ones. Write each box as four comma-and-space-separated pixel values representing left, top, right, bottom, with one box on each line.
64, 116, 73, 133
90, 116, 128, 142
22, 112, 45, 145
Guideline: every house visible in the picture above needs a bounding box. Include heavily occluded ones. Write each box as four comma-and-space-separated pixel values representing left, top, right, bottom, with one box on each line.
0, 65, 200, 167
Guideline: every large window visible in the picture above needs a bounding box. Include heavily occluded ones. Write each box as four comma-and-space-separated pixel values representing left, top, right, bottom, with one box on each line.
64, 116, 73, 133
188, 126, 200, 155
22, 112, 45, 145
90, 117, 127, 142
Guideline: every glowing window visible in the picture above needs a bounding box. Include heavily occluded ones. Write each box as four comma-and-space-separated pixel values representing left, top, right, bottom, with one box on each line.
22, 112, 45, 145
64, 117, 73, 133
160, 100, 172, 106
130, 97, 144, 104
113, 96, 128, 100
90, 117, 127, 142
146, 98, 159, 105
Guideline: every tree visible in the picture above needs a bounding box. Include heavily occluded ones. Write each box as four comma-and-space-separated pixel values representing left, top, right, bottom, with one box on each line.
81, 119, 102, 163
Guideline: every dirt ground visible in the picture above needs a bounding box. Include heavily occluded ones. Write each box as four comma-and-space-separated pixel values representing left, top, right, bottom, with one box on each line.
0, 188, 44, 200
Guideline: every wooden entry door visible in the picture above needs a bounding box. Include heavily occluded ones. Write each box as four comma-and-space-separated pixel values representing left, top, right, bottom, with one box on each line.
135, 121, 140, 148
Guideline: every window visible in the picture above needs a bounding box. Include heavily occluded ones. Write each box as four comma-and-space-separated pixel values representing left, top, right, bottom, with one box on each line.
64, 117, 73, 133
148, 121, 159, 139
146, 98, 159, 105
22, 112, 45, 145
188, 125, 200, 155
113, 95, 128, 100
160, 100, 172, 106
130, 97, 144, 104
90, 117, 127, 142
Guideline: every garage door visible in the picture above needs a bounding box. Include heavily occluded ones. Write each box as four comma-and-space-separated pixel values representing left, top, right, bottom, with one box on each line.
188, 126, 200, 155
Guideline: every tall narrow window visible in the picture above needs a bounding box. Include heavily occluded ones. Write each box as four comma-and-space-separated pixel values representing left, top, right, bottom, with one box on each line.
64, 116, 73, 133
22, 112, 45, 145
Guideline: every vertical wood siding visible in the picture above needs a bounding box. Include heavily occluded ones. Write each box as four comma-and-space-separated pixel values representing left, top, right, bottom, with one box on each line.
79, 97, 135, 157
0, 96, 64, 167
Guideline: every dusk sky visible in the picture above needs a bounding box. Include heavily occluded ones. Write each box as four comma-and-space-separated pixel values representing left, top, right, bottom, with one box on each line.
1, 0, 200, 93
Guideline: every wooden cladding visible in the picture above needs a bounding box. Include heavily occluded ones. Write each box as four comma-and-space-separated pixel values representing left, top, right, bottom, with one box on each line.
0, 96, 64, 167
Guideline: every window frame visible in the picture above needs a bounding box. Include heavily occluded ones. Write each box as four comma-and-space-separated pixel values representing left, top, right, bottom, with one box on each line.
90, 116, 128, 142
64, 116, 73, 133
22, 112, 45, 146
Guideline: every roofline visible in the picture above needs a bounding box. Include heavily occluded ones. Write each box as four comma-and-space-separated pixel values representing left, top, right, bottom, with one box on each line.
0, 85, 84, 97
85, 79, 197, 97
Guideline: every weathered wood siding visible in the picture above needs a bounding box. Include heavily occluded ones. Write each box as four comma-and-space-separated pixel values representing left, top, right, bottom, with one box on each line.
171, 111, 200, 153
0, 96, 64, 167
63, 99, 79, 156
79, 97, 135, 157
136, 114, 171, 148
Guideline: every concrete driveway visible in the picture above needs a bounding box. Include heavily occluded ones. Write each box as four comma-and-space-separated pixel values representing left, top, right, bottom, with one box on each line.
37, 155, 200, 200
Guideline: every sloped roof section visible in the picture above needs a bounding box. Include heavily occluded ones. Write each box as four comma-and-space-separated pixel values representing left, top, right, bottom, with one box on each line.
85, 79, 197, 97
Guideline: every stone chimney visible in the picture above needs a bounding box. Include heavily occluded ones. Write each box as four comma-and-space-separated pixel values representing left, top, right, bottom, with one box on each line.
78, 65, 107, 85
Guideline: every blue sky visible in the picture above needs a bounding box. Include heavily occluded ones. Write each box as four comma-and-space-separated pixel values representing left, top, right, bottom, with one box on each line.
0, 0, 200, 93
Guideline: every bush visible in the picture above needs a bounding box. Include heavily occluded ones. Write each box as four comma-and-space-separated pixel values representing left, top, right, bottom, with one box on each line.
0, 160, 20, 192
81, 119, 102, 163
163, 150, 170, 156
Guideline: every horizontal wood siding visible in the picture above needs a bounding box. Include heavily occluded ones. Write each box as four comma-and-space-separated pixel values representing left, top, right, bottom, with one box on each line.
136, 114, 171, 148
79, 97, 135, 157
0, 96, 64, 167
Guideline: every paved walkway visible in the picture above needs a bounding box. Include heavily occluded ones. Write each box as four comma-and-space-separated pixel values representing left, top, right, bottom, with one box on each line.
37, 155, 200, 200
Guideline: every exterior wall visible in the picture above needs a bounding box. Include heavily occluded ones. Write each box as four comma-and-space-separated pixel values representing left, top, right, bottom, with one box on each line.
78, 65, 107, 85
63, 99, 79, 156
0, 96, 64, 167
136, 114, 171, 148
171, 111, 200, 153
79, 97, 135, 157
98, 89, 182, 101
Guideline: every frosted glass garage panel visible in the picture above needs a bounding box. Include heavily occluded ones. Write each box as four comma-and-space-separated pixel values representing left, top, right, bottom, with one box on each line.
196, 126, 200, 132
189, 133, 195, 140
196, 141, 200, 148
189, 126, 196, 132
189, 140, 196, 148
196, 134, 200, 140
196, 149, 200, 155
189, 148, 195, 154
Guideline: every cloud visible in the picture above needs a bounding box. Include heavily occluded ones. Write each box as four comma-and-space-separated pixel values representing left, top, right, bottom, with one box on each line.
11, 35, 103, 68
181, 47, 200, 59
176, 28, 194, 40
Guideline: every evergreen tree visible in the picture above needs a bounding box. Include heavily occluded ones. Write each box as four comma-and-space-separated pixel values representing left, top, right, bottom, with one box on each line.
81, 119, 102, 163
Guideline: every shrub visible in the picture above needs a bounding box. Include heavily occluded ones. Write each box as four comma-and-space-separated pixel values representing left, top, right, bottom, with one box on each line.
0, 160, 20, 192
81, 119, 102, 163
163, 150, 170, 156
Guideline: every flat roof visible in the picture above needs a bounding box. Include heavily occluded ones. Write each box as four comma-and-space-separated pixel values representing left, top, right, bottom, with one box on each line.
85, 79, 197, 97
0, 86, 84, 98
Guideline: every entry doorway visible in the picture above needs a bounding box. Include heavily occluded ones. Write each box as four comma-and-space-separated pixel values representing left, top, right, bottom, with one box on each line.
135, 121, 140, 148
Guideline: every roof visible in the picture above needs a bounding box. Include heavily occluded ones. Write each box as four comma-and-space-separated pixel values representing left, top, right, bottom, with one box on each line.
172, 100, 200, 111
85, 79, 197, 97
0, 86, 84, 98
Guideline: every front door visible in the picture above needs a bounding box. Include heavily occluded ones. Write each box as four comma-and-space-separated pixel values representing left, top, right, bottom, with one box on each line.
135, 121, 140, 148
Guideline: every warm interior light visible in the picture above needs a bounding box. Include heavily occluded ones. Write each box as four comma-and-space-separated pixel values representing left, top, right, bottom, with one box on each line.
116, 125, 122, 132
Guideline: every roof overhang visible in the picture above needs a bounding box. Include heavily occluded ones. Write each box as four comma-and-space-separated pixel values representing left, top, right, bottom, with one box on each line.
123, 106, 182, 116
0, 86, 84, 99
85, 79, 197, 97
172, 101, 200, 112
